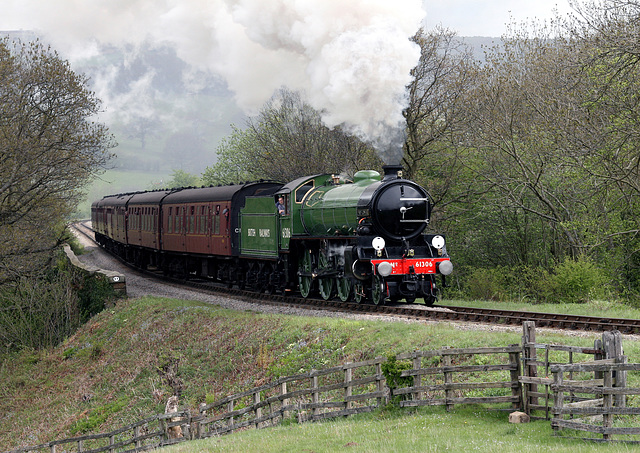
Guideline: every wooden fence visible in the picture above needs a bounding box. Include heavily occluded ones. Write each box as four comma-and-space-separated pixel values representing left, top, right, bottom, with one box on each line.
6, 324, 636, 452
195, 357, 386, 438
520, 321, 624, 420
394, 346, 522, 411
551, 361, 640, 443
8, 412, 192, 453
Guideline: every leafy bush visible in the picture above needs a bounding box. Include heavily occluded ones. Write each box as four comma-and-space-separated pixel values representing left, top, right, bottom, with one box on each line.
0, 272, 81, 353
381, 355, 414, 405
76, 274, 116, 321
462, 267, 507, 301
454, 260, 610, 304
0, 248, 119, 354
542, 255, 609, 304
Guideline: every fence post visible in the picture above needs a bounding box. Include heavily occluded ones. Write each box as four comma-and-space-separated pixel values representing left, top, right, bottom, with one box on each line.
186, 410, 195, 440
311, 371, 320, 418
197, 406, 205, 439
551, 367, 564, 433
509, 346, 522, 410
227, 399, 234, 431
376, 361, 386, 406
615, 355, 628, 408
344, 364, 353, 413
442, 349, 454, 412
522, 321, 538, 407
254, 391, 262, 429
134, 425, 142, 449
602, 330, 626, 407
413, 353, 422, 401
281, 382, 289, 421
602, 330, 623, 361
594, 338, 604, 380
603, 368, 613, 441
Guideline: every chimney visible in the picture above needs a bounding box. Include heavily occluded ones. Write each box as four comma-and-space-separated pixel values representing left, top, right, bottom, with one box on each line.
382, 165, 403, 181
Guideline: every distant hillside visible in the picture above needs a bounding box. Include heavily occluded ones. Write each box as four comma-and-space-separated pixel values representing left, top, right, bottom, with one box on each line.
2, 30, 244, 177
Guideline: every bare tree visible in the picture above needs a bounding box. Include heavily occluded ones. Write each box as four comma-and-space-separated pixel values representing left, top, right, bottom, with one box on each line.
0, 39, 115, 281
403, 27, 476, 180
459, 22, 599, 262
401, 27, 484, 233
565, 0, 640, 231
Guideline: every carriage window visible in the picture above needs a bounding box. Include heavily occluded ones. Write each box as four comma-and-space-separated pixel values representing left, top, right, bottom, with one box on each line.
213, 205, 220, 235
276, 195, 288, 215
200, 206, 206, 234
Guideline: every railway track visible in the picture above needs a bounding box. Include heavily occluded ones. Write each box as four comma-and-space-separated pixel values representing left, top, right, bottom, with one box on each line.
71, 221, 640, 335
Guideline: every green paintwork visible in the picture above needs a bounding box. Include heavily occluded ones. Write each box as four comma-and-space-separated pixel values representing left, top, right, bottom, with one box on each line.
286, 174, 334, 236
239, 196, 279, 258
239, 171, 382, 256
301, 171, 381, 236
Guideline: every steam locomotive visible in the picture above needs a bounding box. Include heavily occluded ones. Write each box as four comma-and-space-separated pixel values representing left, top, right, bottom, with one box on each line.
91, 165, 452, 305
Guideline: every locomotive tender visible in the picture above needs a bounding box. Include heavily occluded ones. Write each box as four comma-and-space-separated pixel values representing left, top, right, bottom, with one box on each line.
91, 165, 452, 305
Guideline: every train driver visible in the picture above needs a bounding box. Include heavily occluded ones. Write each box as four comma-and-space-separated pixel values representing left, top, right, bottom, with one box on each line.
276, 196, 286, 215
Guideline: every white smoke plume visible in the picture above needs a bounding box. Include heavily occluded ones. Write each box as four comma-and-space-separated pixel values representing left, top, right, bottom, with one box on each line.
2, 0, 424, 163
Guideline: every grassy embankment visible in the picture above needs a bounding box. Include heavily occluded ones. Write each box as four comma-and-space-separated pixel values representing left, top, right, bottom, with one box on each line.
1, 294, 640, 452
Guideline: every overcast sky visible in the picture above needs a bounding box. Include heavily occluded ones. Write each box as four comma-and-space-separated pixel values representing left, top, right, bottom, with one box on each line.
423, 0, 574, 36
1, 1, 575, 41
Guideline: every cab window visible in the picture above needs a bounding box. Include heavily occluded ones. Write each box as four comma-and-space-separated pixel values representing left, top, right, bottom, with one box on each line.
295, 182, 314, 203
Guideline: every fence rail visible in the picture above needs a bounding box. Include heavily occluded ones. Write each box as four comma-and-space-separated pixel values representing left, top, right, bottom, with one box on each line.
550, 361, 640, 442
395, 345, 521, 411
520, 321, 624, 420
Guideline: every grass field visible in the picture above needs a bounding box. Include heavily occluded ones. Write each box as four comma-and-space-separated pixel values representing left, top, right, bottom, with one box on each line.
164, 406, 635, 452
2, 296, 640, 451
442, 297, 640, 320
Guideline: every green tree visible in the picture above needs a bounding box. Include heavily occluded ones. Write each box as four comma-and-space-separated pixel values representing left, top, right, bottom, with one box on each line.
201, 125, 260, 185
436, 3, 640, 300
248, 88, 381, 181
0, 39, 115, 282
164, 169, 201, 189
